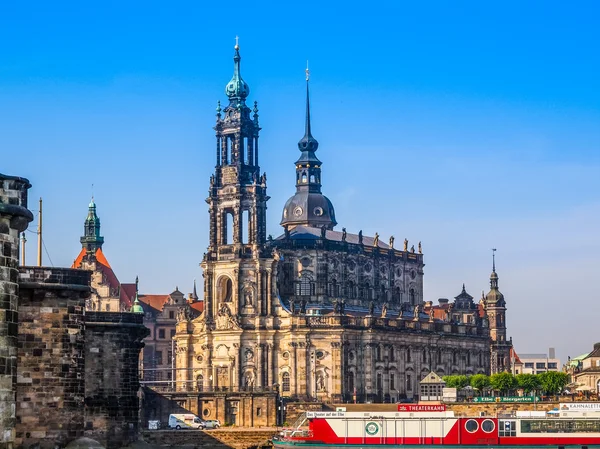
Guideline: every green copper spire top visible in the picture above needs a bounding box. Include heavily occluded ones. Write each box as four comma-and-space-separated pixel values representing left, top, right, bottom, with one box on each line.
131, 275, 144, 313
225, 37, 250, 102
80, 197, 104, 252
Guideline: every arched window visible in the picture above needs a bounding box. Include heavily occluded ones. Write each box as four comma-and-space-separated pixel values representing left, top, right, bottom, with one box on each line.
376, 345, 382, 361
301, 173, 307, 183
197, 374, 204, 392
376, 372, 383, 391
409, 288, 416, 303
407, 348, 412, 363
390, 347, 395, 362
453, 351, 458, 365
296, 275, 312, 296
422, 348, 427, 363
365, 282, 371, 300
438, 350, 442, 364
282, 372, 290, 392
380, 285, 386, 301
218, 277, 233, 303
309, 174, 315, 183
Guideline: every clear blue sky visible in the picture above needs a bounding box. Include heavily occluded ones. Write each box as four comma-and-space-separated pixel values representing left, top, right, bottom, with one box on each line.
2, 1, 599, 362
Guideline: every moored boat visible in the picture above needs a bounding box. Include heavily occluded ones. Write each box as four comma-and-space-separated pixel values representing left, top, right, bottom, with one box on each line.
272, 404, 600, 448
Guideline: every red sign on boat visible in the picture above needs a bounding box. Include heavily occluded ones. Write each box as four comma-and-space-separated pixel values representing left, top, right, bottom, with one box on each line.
397, 404, 447, 412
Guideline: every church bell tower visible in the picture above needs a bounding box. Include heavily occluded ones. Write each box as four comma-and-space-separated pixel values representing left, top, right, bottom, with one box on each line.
202, 40, 272, 323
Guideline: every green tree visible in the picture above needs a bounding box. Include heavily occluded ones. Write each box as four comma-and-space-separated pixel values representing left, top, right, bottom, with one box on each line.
538, 371, 569, 396
470, 374, 490, 395
443, 375, 469, 389
490, 372, 518, 395
516, 373, 541, 394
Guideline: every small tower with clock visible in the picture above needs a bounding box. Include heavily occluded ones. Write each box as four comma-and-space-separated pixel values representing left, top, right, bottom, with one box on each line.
484, 250, 512, 373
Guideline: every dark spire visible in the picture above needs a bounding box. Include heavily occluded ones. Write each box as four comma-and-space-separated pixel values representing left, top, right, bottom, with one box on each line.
80, 197, 104, 253
192, 279, 199, 301
297, 64, 319, 153
280, 64, 336, 231
490, 248, 499, 289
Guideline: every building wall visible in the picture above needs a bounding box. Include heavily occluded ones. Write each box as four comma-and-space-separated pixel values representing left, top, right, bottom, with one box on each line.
0, 173, 33, 449
15, 267, 90, 448
520, 354, 561, 374
84, 312, 149, 449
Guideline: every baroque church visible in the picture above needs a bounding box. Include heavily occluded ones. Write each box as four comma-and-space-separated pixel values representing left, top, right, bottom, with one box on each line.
173, 43, 512, 411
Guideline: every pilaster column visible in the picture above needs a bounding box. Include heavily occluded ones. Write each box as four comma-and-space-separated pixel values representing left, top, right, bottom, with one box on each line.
266, 269, 272, 316
291, 342, 298, 396
331, 342, 342, 400
257, 344, 263, 387
297, 342, 307, 398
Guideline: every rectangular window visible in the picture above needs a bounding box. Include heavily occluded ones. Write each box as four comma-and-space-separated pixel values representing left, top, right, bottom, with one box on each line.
524, 362, 534, 368
257, 407, 262, 416
158, 329, 165, 339
407, 374, 412, 391
170, 329, 176, 338
499, 420, 517, 437
155, 351, 163, 365
169, 311, 175, 319
536, 362, 546, 369
167, 351, 172, 365
547, 362, 557, 369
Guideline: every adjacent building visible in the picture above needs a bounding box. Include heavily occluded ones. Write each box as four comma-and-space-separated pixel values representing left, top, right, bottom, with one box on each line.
572, 343, 600, 394
71, 199, 135, 312
519, 348, 560, 375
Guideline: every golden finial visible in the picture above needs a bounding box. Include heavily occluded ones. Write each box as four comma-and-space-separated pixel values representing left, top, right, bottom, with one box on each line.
235, 36, 240, 51
305, 60, 310, 81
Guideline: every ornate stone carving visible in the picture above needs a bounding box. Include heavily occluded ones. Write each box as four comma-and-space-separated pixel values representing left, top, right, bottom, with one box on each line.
215, 303, 240, 330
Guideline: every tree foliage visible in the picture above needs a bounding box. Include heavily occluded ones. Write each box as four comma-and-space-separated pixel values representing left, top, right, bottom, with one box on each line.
470, 374, 490, 394
516, 373, 541, 394
490, 372, 518, 394
442, 375, 469, 389
538, 371, 569, 395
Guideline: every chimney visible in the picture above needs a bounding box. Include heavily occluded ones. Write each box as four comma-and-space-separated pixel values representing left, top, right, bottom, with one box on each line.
438, 298, 449, 305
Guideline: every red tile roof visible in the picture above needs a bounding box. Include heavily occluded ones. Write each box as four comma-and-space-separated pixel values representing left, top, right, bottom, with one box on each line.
190, 301, 204, 313
511, 348, 523, 364
72, 248, 133, 309
139, 294, 170, 312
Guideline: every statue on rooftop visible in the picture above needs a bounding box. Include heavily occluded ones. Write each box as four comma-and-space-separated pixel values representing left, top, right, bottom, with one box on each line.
389, 235, 394, 248
404, 238, 408, 251
373, 232, 379, 247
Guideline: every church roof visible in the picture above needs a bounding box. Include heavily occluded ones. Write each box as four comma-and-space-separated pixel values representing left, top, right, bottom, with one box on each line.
275, 225, 394, 249
190, 301, 205, 314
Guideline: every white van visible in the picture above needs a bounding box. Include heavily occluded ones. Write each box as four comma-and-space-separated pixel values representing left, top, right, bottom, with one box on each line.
168, 413, 204, 429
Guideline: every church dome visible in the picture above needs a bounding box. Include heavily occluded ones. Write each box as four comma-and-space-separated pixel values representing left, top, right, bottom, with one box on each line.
281, 191, 336, 230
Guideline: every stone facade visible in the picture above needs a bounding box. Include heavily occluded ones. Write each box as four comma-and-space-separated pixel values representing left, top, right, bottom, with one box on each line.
173, 44, 508, 427
84, 311, 149, 448
15, 267, 90, 448
0, 173, 33, 449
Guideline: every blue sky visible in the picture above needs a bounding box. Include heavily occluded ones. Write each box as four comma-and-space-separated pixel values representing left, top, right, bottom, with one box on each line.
1, 1, 599, 362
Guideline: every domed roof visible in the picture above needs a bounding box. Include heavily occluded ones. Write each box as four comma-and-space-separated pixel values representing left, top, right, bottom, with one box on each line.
281, 191, 336, 230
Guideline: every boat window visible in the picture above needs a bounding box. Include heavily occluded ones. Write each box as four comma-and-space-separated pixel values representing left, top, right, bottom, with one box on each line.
521, 419, 600, 433
465, 419, 478, 433
482, 419, 495, 433
499, 420, 516, 437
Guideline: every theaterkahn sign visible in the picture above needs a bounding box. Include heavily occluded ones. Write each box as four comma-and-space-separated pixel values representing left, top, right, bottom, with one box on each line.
397, 404, 447, 412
